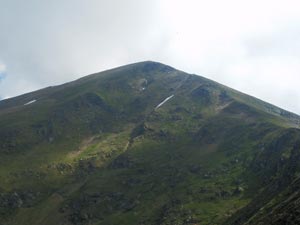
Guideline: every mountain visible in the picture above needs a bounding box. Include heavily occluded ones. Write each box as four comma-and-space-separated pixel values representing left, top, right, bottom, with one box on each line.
0, 61, 300, 225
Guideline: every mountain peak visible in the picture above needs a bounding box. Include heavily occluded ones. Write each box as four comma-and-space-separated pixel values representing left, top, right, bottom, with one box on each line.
122, 60, 176, 73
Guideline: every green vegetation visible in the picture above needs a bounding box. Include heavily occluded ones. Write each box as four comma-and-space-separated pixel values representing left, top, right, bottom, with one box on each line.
0, 61, 300, 225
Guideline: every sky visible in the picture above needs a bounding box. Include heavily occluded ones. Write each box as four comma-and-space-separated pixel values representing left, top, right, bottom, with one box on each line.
1, 0, 300, 113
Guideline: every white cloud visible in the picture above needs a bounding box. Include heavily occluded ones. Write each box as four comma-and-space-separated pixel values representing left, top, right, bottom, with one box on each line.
0, 62, 6, 73
155, 0, 300, 113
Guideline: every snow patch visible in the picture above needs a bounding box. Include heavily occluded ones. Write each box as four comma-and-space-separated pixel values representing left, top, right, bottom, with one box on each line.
24, 100, 37, 105
155, 95, 174, 109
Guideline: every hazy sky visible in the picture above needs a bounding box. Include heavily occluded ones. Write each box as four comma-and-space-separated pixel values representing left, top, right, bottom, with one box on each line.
1, 0, 300, 113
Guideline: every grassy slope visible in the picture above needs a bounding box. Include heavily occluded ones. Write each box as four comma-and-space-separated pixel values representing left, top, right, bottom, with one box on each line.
0, 61, 299, 225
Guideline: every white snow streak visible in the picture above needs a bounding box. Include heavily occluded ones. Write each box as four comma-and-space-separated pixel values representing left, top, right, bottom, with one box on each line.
24, 100, 37, 105
155, 95, 174, 109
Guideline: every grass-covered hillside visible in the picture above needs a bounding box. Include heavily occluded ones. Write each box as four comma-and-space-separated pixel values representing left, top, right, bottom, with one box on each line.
0, 61, 300, 225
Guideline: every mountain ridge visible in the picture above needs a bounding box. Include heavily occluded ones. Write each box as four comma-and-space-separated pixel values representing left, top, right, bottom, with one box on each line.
1, 61, 299, 127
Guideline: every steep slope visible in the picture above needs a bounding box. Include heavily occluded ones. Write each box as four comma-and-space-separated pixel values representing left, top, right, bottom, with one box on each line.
0, 61, 300, 225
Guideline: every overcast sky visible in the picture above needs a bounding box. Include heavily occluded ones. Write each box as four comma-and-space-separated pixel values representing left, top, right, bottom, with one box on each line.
1, 0, 300, 113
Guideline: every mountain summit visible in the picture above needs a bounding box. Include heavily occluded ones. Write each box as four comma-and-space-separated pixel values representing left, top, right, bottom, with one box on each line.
1, 61, 300, 225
